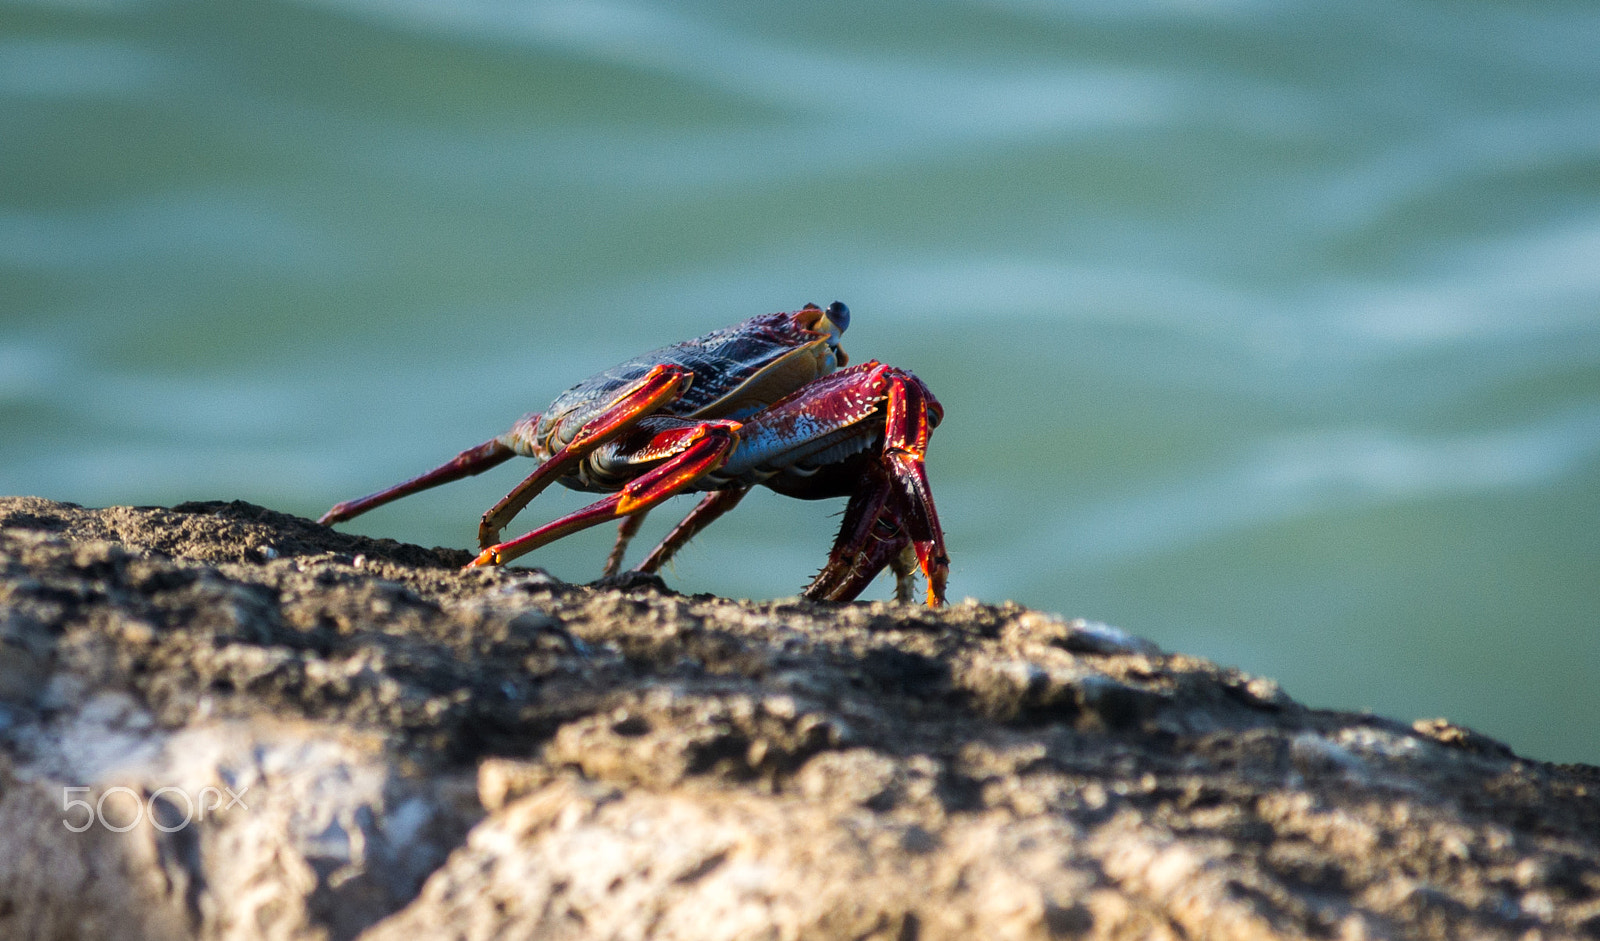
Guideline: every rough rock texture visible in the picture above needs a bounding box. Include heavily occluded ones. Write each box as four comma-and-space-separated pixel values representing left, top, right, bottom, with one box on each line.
1, 496, 1597, 941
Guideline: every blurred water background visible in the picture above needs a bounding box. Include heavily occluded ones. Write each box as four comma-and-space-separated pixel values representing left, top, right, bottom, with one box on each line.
3, 0, 1597, 763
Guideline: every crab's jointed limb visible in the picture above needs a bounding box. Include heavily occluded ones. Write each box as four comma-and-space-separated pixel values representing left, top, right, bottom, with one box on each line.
477, 363, 692, 548
632, 486, 750, 575
469, 420, 740, 568
603, 510, 653, 578
317, 437, 517, 526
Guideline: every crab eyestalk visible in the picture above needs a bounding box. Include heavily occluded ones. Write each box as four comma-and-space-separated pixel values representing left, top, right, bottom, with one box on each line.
793, 301, 850, 368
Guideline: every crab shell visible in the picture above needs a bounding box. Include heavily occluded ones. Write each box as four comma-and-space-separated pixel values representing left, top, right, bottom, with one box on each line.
513, 304, 849, 491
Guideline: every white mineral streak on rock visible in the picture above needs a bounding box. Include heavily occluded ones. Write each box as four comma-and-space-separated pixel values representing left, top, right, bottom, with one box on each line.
2, 698, 475, 941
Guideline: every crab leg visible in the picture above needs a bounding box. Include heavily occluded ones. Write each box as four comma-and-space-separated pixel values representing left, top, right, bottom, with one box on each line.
889, 545, 919, 603
634, 486, 751, 574
802, 460, 911, 603
881, 369, 949, 605
804, 480, 936, 605
318, 437, 517, 525
478, 364, 692, 548
468, 421, 739, 569
602, 511, 651, 578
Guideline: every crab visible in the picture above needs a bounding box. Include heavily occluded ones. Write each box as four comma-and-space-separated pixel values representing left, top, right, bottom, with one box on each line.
318, 302, 948, 605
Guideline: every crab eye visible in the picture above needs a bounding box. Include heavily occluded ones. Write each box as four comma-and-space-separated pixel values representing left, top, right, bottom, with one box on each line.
826, 301, 850, 333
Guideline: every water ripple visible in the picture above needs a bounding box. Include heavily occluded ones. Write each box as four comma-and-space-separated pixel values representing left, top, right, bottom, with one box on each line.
0, 37, 171, 98
1034, 405, 1600, 569
0, 194, 349, 273
308, 0, 1180, 189
1322, 218, 1600, 348
1297, 108, 1600, 241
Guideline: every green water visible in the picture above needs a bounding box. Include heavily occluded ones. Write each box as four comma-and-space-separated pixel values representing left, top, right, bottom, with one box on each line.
3, 0, 1598, 763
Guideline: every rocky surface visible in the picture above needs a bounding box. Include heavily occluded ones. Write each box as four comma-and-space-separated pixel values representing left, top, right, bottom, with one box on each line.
1, 496, 1597, 941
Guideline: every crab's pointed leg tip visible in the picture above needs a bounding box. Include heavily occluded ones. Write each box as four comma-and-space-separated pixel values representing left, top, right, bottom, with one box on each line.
464, 548, 500, 571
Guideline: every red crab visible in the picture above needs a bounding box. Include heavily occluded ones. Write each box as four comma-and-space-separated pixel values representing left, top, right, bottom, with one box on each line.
318, 303, 948, 605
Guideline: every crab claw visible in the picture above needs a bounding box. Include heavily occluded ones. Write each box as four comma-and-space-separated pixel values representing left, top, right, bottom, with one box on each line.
804, 458, 948, 607
882, 367, 949, 606
800, 368, 948, 606
804, 460, 913, 603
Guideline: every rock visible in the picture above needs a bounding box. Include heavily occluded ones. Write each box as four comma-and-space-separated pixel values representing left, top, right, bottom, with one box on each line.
0, 496, 1597, 940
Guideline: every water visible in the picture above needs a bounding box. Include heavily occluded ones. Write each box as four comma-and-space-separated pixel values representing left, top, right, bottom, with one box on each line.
3, 0, 1597, 763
